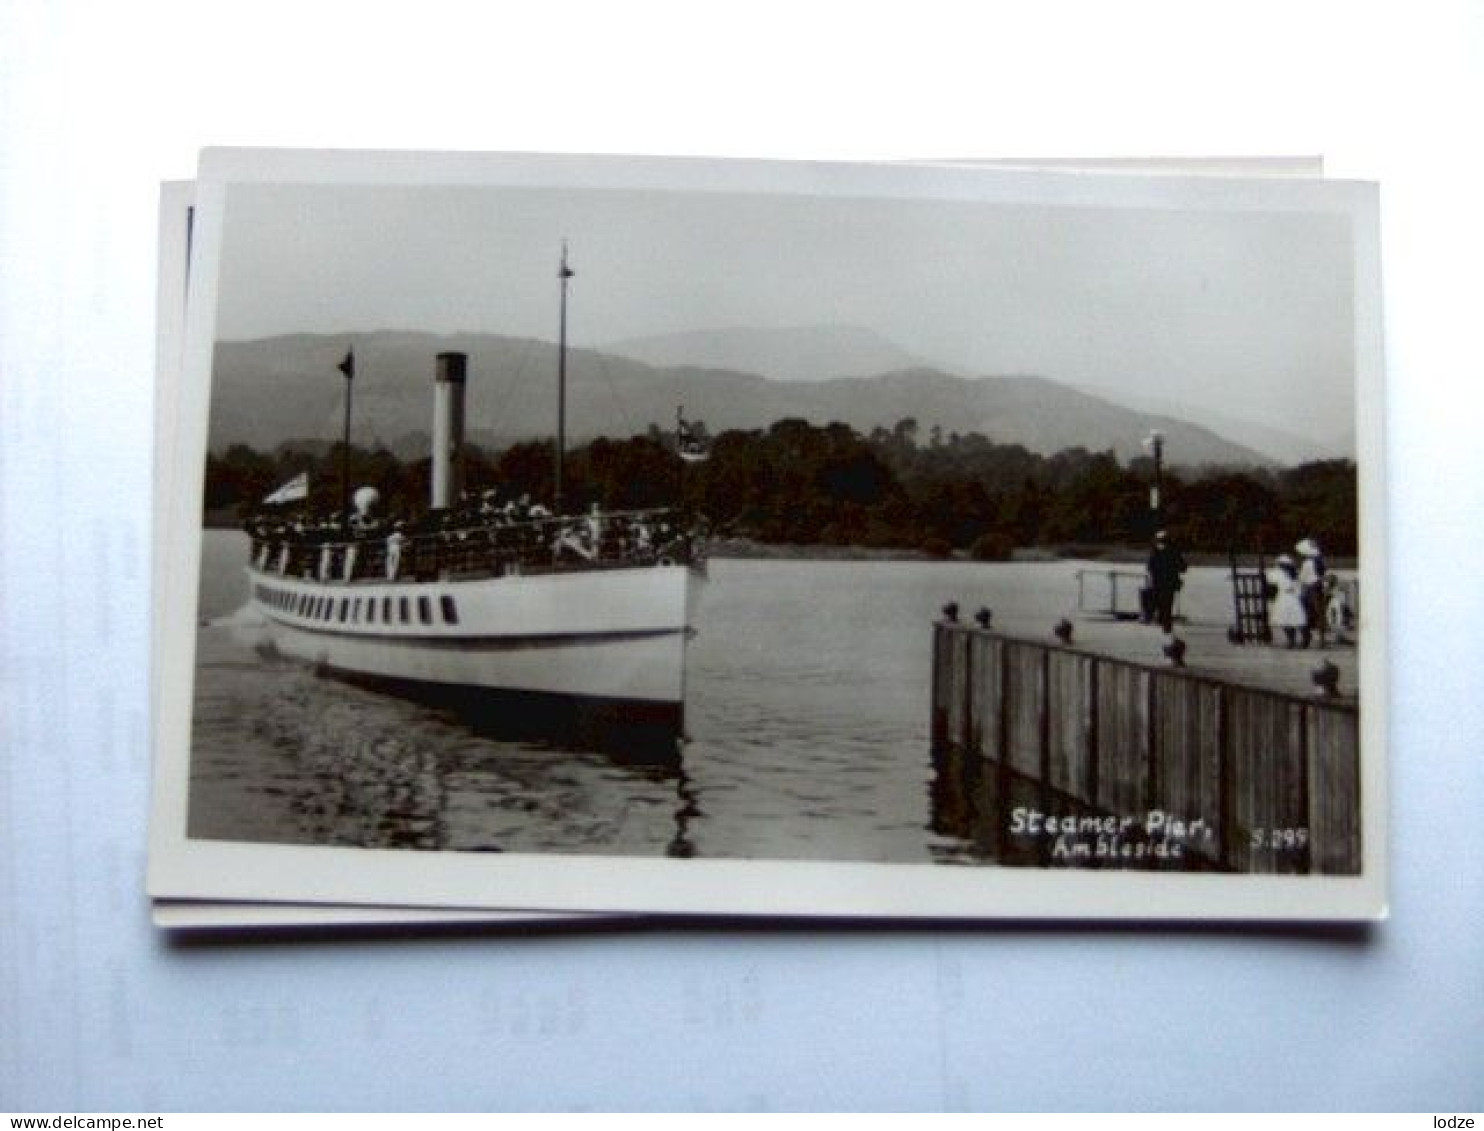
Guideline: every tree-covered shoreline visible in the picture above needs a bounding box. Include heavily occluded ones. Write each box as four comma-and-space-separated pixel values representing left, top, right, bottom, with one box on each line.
205, 417, 1357, 560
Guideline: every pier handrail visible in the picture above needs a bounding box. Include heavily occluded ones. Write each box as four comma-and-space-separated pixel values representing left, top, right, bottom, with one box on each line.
1074, 567, 1150, 620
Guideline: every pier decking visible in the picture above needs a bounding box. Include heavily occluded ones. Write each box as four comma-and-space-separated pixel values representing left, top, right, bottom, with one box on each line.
930, 615, 1362, 875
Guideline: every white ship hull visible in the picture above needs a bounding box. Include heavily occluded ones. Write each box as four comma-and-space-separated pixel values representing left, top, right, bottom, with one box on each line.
245, 562, 700, 721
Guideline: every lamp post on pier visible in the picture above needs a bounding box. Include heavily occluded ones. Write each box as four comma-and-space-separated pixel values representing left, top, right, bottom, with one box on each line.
1143, 428, 1166, 529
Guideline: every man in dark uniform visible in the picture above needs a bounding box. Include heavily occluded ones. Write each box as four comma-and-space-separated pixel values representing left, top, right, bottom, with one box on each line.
1146, 529, 1187, 634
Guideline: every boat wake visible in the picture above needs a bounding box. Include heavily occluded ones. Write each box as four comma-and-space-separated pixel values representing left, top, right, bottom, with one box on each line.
210, 602, 279, 658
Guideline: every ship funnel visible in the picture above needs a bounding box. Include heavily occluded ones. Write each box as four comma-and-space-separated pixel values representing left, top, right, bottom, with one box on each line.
431, 351, 467, 510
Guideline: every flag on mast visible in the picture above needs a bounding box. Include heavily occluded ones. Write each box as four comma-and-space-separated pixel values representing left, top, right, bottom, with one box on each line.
337, 348, 355, 380
676, 406, 709, 463
263, 471, 309, 506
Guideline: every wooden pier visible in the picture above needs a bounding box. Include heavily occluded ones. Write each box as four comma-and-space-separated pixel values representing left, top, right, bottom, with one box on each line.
930, 619, 1362, 874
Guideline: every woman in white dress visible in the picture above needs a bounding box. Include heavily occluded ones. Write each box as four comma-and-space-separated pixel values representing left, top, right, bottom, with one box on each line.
1270, 552, 1305, 644
1269, 554, 1308, 648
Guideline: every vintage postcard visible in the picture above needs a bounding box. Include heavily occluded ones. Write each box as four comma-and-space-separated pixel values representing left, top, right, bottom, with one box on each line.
149, 149, 1386, 920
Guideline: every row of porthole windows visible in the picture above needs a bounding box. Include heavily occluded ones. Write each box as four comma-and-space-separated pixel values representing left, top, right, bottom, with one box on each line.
253, 583, 459, 628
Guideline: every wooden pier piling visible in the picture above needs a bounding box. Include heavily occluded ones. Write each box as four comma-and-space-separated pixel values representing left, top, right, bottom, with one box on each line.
930, 620, 1361, 874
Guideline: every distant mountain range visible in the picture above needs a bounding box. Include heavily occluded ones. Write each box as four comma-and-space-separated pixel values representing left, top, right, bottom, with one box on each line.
609, 324, 1351, 463
209, 329, 1279, 468
1071, 386, 1351, 467
606, 324, 933, 383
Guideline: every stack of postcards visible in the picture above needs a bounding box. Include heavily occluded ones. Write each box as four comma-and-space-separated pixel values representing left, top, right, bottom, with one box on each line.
149, 149, 1387, 929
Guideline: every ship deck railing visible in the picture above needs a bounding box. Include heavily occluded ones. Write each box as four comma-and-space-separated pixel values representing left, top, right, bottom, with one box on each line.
246, 507, 699, 586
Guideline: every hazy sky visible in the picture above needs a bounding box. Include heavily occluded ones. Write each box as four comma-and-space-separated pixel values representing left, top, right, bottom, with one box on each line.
215, 180, 1358, 445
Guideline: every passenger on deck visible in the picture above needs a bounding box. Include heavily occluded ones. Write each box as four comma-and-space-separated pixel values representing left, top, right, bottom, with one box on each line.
386, 523, 406, 580
631, 520, 653, 558
585, 502, 604, 557
553, 512, 598, 561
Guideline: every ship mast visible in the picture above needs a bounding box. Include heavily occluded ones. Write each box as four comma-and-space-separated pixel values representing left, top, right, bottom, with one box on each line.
337, 347, 355, 520
555, 241, 574, 515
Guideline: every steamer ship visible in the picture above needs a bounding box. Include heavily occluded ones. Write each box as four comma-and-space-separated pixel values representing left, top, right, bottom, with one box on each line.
241, 248, 704, 734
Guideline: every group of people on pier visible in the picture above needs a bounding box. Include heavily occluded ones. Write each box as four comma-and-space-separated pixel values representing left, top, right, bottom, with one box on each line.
1143, 529, 1353, 648
1267, 537, 1350, 648
244, 488, 693, 584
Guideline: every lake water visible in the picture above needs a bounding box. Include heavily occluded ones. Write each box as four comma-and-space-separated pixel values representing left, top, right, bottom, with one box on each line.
188, 531, 1249, 865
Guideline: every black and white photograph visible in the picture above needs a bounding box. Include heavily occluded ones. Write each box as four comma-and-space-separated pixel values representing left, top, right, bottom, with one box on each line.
149, 150, 1386, 919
